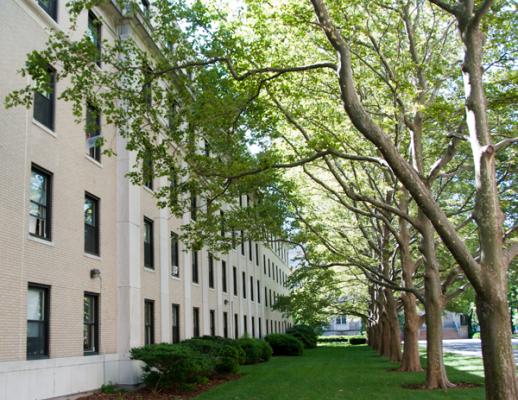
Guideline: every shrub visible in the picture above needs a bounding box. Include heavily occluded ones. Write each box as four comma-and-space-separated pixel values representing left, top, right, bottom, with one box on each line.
317, 336, 348, 344
237, 338, 265, 364
130, 344, 212, 390
258, 339, 273, 361
349, 337, 367, 345
265, 334, 304, 356
286, 325, 318, 348
182, 338, 240, 374
199, 336, 246, 365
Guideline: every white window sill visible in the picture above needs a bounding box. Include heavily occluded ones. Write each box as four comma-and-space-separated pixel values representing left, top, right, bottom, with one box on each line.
85, 155, 103, 168
144, 267, 156, 273
28, 235, 54, 247
84, 253, 101, 261
32, 119, 56, 138
143, 186, 155, 195
170, 275, 181, 281
192, 282, 200, 287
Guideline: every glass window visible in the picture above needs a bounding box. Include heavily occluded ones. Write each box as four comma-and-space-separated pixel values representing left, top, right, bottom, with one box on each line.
190, 191, 197, 221
85, 103, 101, 161
208, 253, 214, 289
223, 312, 228, 338
222, 261, 227, 293
143, 148, 153, 190
258, 317, 262, 338
242, 272, 246, 299
171, 232, 179, 277
84, 194, 99, 255
169, 169, 178, 206
255, 243, 259, 265
251, 317, 255, 338
234, 313, 238, 339
87, 12, 101, 66
192, 250, 199, 283
233, 266, 237, 296
33, 65, 55, 130
27, 284, 49, 359
29, 166, 52, 240
144, 218, 154, 268
257, 280, 260, 303
243, 315, 248, 334
172, 304, 180, 343
83, 293, 99, 354
38, 0, 57, 21
144, 300, 154, 345
250, 276, 254, 301
193, 307, 200, 337
210, 310, 216, 336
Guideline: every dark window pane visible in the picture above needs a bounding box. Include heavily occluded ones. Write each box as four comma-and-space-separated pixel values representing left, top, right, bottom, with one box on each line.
87, 12, 102, 66
27, 285, 49, 359
29, 166, 51, 240
192, 251, 199, 283
86, 103, 101, 161
208, 253, 214, 288
83, 294, 99, 354
171, 232, 179, 277
38, 0, 57, 20
172, 304, 180, 343
144, 300, 154, 345
193, 307, 200, 337
84, 194, 99, 255
33, 66, 55, 130
144, 218, 154, 268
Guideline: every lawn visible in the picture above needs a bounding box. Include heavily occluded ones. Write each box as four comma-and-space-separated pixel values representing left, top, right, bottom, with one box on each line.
195, 345, 485, 400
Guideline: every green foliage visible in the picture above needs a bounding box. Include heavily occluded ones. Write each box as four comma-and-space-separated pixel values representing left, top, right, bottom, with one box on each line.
236, 338, 265, 364
264, 334, 304, 356
181, 338, 240, 373
130, 344, 213, 390
349, 337, 367, 345
286, 325, 318, 349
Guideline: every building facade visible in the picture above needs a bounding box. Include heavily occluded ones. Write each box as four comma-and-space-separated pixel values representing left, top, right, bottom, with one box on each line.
0, 1, 292, 399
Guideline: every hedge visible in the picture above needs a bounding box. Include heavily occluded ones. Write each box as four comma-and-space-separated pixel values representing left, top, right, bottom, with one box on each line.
349, 337, 367, 345
237, 338, 273, 364
265, 334, 304, 356
286, 325, 318, 348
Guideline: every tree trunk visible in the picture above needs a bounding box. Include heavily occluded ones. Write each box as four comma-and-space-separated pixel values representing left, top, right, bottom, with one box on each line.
384, 288, 402, 362
400, 292, 423, 371
421, 218, 453, 389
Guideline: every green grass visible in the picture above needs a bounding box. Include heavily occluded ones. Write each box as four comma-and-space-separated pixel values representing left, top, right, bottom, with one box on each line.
195, 345, 485, 399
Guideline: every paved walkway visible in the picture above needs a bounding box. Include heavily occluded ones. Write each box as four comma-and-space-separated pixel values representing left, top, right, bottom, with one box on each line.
419, 339, 518, 363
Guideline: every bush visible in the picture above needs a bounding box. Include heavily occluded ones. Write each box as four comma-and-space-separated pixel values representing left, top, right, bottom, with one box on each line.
237, 338, 266, 364
317, 336, 348, 344
349, 337, 367, 345
258, 339, 273, 361
182, 338, 240, 374
286, 325, 318, 348
199, 336, 246, 365
130, 344, 213, 390
265, 334, 304, 356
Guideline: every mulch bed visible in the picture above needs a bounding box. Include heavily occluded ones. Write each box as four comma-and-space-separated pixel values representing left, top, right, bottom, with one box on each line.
402, 382, 482, 390
78, 374, 241, 400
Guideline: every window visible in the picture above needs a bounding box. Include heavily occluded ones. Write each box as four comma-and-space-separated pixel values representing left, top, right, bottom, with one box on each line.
243, 315, 248, 334
222, 261, 227, 293
336, 315, 347, 325
234, 313, 239, 338
242, 272, 246, 299
85, 103, 101, 161
27, 284, 49, 359
233, 266, 237, 296
258, 318, 262, 338
29, 165, 52, 240
143, 217, 154, 269
140, 0, 150, 16
250, 276, 254, 301
33, 65, 55, 130
38, 0, 57, 20
144, 300, 154, 345
88, 11, 101, 66
84, 193, 100, 255
269, 289, 272, 307
251, 317, 255, 338
263, 255, 266, 274
210, 310, 216, 336
248, 240, 252, 261
223, 312, 228, 338
265, 287, 268, 307
169, 169, 178, 205
240, 231, 245, 255
220, 210, 225, 237
192, 250, 199, 283
172, 304, 180, 343
208, 253, 214, 289
143, 148, 153, 190
171, 232, 179, 277
190, 191, 197, 221
143, 66, 152, 107
255, 243, 259, 265
268, 260, 271, 277
193, 307, 200, 337
84, 293, 99, 355
257, 280, 261, 303
270, 320, 273, 333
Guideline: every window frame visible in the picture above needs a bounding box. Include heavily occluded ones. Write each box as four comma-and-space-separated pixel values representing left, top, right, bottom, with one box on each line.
221, 261, 227, 293
192, 250, 199, 283
172, 303, 180, 343
171, 232, 179, 277
26, 283, 50, 360
29, 164, 52, 241
242, 271, 246, 299
87, 11, 102, 67
143, 217, 154, 269
208, 252, 214, 289
83, 292, 99, 355
84, 193, 100, 256
209, 309, 216, 336
223, 312, 228, 338
233, 266, 237, 296
33, 65, 56, 131
38, 0, 58, 20
85, 102, 102, 162
193, 307, 200, 337
144, 299, 155, 345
